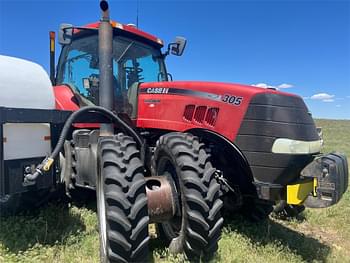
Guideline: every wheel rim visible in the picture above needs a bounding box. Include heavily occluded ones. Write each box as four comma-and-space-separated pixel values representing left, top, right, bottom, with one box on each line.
156, 155, 183, 239
96, 167, 107, 259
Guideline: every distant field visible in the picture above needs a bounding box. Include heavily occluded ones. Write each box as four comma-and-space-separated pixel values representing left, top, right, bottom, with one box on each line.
0, 119, 349, 263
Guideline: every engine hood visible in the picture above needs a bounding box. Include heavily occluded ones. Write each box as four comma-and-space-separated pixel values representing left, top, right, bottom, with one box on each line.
140, 81, 299, 101
137, 81, 308, 141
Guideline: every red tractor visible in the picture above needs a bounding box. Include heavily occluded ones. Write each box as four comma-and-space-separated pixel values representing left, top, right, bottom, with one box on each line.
0, 1, 348, 262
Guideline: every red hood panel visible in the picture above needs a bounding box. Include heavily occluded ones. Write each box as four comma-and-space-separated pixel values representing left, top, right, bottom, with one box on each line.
140, 81, 298, 98
137, 81, 299, 140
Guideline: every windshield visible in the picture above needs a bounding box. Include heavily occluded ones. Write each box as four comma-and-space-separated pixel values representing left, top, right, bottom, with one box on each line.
56, 34, 167, 116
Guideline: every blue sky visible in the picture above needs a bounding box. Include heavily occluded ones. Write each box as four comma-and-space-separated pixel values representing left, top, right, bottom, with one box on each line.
1, 0, 349, 119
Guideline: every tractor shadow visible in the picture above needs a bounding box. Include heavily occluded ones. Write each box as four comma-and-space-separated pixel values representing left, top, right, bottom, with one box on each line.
221, 215, 331, 262
0, 191, 95, 253
148, 215, 330, 262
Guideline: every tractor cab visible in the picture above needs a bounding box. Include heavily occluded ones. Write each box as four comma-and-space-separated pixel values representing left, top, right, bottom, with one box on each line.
54, 22, 183, 118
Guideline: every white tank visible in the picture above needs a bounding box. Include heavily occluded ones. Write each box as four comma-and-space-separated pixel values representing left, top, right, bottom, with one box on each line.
0, 55, 55, 109
0, 55, 54, 160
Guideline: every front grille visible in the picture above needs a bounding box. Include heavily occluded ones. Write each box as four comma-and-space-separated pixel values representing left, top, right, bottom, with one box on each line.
235, 93, 318, 185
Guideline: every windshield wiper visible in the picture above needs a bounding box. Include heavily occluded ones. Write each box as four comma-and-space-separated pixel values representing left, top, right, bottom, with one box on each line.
116, 41, 135, 63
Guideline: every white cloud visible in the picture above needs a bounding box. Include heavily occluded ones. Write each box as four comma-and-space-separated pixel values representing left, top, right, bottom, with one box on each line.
252, 83, 275, 89
252, 83, 293, 90
310, 93, 335, 102
278, 83, 293, 89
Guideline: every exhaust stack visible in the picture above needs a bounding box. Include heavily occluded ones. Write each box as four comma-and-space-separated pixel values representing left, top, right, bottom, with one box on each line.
98, 0, 114, 135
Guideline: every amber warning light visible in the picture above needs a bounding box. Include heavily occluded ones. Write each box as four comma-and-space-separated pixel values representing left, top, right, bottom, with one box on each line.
49, 31, 56, 84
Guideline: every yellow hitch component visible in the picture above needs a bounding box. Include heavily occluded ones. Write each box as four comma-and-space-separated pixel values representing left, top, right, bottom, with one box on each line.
287, 179, 315, 205
43, 158, 54, 172
313, 177, 318, 197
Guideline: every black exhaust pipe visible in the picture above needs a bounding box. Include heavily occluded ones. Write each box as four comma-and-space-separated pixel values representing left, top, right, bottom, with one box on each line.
99, 0, 114, 136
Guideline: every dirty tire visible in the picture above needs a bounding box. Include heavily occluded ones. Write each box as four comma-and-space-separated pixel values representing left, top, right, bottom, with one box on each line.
97, 134, 149, 263
152, 132, 223, 261
241, 196, 274, 222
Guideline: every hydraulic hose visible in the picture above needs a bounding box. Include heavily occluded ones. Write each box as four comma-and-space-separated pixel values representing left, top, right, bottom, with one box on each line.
24, 106, 145, 183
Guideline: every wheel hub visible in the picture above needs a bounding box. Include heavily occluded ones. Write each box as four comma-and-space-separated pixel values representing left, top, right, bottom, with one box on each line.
145, 174, 178, 223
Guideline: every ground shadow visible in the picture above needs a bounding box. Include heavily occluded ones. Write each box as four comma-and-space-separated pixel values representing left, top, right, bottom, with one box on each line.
0, 201, 86, 253
222, 215, 331, 262
148, 214, 330, 262
68, 187, 98, 212
1, 190, 330, 262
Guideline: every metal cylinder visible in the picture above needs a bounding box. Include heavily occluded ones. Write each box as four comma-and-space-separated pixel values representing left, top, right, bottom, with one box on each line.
145, 175, 178, 223
98, 0, 114, 136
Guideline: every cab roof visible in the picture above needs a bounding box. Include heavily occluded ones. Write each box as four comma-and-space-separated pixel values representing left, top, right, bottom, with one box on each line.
74, 21, 164, 47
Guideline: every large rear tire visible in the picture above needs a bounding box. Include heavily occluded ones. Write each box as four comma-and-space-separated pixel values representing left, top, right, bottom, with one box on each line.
97, 134, 149, 263
152, 132, 223, 260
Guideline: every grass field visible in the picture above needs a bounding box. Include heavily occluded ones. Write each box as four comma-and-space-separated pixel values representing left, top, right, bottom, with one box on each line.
0, 119, 349, 263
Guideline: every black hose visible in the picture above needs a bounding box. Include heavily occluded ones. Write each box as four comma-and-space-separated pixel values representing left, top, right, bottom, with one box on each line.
24, 106, 145, 183
53, 106, 144, 159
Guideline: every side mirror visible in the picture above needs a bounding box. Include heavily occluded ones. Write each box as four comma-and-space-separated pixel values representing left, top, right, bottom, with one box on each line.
58, 23, 73, 45
170, 36, 187, 56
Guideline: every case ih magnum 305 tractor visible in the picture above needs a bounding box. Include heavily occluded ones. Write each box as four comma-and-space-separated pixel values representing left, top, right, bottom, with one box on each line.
0, 1, 348, 262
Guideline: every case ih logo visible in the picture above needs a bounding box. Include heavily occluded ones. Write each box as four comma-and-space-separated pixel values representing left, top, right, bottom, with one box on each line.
146, 87, 169, 94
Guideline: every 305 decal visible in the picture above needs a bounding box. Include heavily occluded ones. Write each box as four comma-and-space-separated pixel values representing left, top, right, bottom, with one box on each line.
221, 94, 243, 106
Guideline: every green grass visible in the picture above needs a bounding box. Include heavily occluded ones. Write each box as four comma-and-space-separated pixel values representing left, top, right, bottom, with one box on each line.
0, 119, 349, 263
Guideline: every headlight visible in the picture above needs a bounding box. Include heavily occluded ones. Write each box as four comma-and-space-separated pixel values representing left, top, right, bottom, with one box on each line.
272, 138, 323, 154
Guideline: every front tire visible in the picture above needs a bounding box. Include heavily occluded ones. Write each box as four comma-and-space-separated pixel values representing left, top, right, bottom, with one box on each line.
152, 132, 223, 260
97, 134, 149, 263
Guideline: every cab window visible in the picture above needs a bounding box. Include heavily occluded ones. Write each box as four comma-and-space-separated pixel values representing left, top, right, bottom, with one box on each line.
57, 33, 167, 117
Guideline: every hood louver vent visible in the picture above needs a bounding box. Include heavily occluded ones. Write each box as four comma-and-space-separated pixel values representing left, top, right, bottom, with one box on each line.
183, 105, 219, 127
194, 106, 207, 123
183, 104, 195, 121
205, 107, 219, 126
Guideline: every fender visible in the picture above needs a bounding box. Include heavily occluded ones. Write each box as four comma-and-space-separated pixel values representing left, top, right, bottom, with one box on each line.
187, 128, 254, 184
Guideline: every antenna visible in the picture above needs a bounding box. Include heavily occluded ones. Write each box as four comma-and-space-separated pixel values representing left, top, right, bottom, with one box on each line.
136, 0, 139, 27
